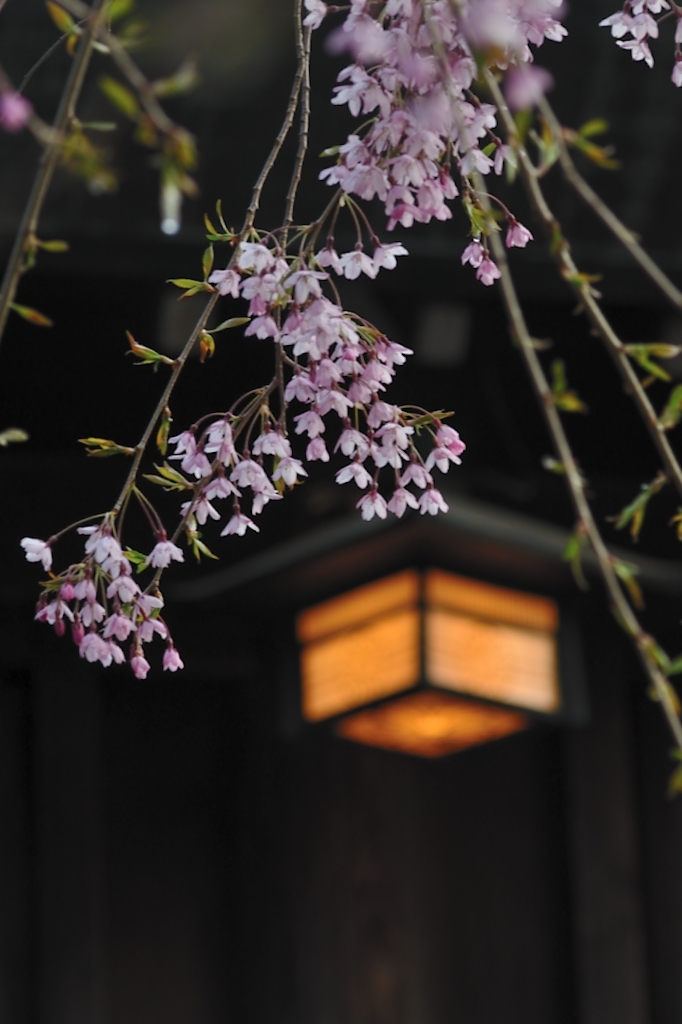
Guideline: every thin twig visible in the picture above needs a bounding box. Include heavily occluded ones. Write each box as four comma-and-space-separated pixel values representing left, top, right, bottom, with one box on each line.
18, 27, 83, 95
283, 11, 312, 236
538, 95, 682, 313
112, 0, 308, 514
483, 68, 682, 503
0, 0, 107, 349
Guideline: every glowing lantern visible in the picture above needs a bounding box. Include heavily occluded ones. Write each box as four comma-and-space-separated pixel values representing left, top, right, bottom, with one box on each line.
297, 569, 563, 757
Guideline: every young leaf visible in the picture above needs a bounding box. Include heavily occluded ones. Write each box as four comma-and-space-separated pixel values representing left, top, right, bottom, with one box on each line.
188, 534, 219, 562
142, 462, 193, 491
10, 303, 53, 327
78, 437, 135, 457
613, 558, 644, 609
551, 359, 587, 413
0, 427, 28, 446
167, 278, 209, 290
208, 317, 250, 333
126, 330, 175, 366
199, 331, 215, 363
106, 0, 135, 21
613, 474, 666, 541
99, 76, 139, 120
659, 384, 682, 430
562, 528, 588, 589
156, 406, 172, 456
36, 239, 69, 253
577, 118, 609, 139
46, 1, 75, 34
202, 245, 214, 281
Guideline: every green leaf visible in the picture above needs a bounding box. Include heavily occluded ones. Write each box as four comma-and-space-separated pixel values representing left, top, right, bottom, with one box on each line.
660, 385, 682, 430
10, 303, 53, 327
106, 0, 135, 20
167, 278, 209, 290
156, 406, 172, 456
45, 1, 75, 34
551, 359, 587, 413
126, 330, 175, 366
189, 535, 219, 562
151, 59, 200, 98
36, 238, 69, 252
78, 436, 135, 457
613, 558, 644, 609
143, 462, 193, 491
99, 76, 139, 120
562, 528, 588, 589
208, 316, 250, 333
0, 427, 28, 446
667, 656, 682, 676
199, 331, 215, 363
578, 118, 609, 139
613, 475, 666, 541
202, 245, 214, 281
124, 547, 147, 565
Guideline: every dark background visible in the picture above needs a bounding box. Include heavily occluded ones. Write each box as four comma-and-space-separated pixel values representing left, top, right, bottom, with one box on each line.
1, 1, 682, 1022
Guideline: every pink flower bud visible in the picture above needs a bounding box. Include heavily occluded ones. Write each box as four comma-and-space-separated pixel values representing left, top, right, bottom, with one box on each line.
0, 92, 32, 132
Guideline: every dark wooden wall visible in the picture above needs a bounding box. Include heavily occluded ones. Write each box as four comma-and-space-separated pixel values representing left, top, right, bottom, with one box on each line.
2, 588, 681, 1024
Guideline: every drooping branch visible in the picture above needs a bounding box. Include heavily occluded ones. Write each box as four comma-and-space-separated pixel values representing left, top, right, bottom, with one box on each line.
0, 0, 106, 348
474, 170, 682, 754
538, 95, 682, 314
483, 68, 682, 504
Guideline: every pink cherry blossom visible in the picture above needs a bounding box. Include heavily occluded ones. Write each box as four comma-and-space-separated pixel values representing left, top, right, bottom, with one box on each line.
476, 258, 501, 286
131, 650, 151, 679
387, 487, 419, 517
208, 267, 240, 297
418, 488, 449, 516
21, 537, 52, 571
163, 646, 185, 672
221, 511, 260, 536
357, 488, 388, 520
506, 219, 534, 248
146, 539, 185, 569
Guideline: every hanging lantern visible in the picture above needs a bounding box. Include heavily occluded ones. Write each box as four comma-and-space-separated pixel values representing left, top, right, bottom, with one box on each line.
297, 568, 563, 757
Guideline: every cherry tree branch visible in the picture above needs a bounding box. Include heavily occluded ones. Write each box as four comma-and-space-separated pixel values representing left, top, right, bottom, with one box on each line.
112, 0, 309, 516
483, 68, 682, 503
0, 0, 107, 348
283, 13, 312, 234
474, 170, 682, 753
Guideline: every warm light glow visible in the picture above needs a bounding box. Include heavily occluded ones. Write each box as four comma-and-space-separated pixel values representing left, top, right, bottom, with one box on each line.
297, 570, 419, 643
425, 570, 558, 632
336, 690, 527, 758
426, 610, 559, 712
298, 568, 562, 746
301, 609, 420, 721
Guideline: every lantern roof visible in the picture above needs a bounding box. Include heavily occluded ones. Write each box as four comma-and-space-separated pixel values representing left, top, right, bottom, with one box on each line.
168, 492, 682, 609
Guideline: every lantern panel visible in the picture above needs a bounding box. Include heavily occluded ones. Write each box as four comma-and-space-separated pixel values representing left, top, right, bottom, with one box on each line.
426, 610, 560, 712
297, 570, 420, 643
336, 690, 527, 758
301, 608, 421, 721
425, 569, 558, 632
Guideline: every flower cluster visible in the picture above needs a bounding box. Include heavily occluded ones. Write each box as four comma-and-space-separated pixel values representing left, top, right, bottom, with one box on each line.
199, 239, 463, 528
309, 0, 563, 281
599, 1, 682, 84
22, 232, 466, 675
22, 520, 184, 676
